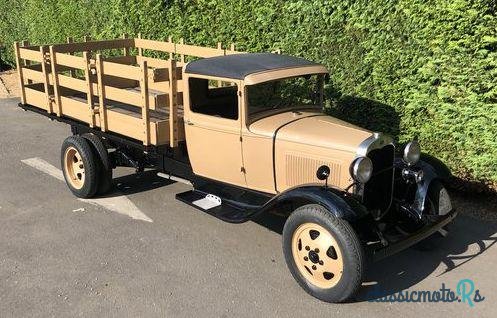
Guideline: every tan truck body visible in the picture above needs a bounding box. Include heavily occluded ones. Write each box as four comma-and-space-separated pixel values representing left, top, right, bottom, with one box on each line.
15, 37, 372, 194
14, 37, 456, 304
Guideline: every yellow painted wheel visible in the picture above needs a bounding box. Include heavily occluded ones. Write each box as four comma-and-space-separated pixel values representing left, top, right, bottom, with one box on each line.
291, 222, 344, 289
60, 136, 99, 198
282, 204, 364, 303
64, 146, 85, 190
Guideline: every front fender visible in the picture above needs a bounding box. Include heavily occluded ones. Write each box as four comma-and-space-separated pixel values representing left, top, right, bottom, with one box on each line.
409, 156, 452, 217
258, 185, 368, 222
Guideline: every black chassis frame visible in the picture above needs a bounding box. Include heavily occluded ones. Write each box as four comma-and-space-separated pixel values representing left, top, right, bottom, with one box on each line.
20, 102, 457, 262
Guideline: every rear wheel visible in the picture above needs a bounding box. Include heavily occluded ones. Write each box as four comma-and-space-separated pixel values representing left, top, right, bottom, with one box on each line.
282, 204, 365, 303
61, 136, 99, 198
82, 133, 113, 195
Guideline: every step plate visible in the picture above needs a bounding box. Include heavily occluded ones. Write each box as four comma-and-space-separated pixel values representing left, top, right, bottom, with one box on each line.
176, 190, 254, 223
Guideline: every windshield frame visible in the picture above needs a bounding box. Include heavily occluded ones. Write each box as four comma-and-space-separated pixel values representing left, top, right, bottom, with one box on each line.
244, 73, 326, 125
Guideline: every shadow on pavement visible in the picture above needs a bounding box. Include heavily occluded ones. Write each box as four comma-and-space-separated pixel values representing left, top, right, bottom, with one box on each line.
97, 170, 175, 198
98, 170, 497, 303
357, 215, 497, 301
253, 210, 497, 303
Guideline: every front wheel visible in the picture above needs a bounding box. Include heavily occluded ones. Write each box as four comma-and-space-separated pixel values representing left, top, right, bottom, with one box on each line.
282, 204, 365, 303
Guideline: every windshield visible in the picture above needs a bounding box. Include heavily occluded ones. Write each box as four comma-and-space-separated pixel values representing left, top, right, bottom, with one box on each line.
247, 74, 324, 118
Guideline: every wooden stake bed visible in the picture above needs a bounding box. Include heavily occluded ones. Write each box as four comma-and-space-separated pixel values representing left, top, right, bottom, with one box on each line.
14, 37, 242, 147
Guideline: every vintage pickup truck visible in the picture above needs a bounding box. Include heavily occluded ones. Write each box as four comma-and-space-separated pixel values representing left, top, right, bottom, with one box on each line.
14, 37, 456, 302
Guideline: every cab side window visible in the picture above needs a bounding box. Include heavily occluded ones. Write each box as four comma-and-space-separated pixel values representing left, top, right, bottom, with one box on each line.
189, 78, 238, 120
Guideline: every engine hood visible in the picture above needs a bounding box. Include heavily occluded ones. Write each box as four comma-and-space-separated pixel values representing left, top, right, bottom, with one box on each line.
249, 111, 372, 153
248, 111, 376, 192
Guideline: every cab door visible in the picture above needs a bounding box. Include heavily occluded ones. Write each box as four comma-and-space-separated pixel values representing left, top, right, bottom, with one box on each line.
183, 76, 246, 187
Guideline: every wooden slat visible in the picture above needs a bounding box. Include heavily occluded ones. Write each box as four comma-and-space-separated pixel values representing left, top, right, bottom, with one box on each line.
167, 36, 174, 60
140, 60, 150, 145
59, 96, 89, 122
134, 38, 175, 53
148, 81, 168, 93
176, 80, 185, 93
137, 33, 143, 56
179, 38, 185, 63
66, 37, 76, 77
175, 43, 224, 58
122, 33, 130, 56
93, 55, 136, 65
49, 46, 62, 116
24, 87, 47, 109
52, 38, 134, 53
21, 41, 31, 76
14, 43, 27, 104
101, 60, 141, 80
102, 75, 138, 89
57, 74, 87, 92
136, 55, 169, 69
18, 48, 43, 62
39, 46, 52, 112
105, 108, 151, 142
22, 67, 45, 83
24, 63, 73, 73
225, 43, 245, 55
104, 86, 141, 106
95, 54, 107, 131
96, 85, 162, 110
54, 53, 86, 69
83, 52, 96, 127
168, 59, 178, 147
149, 68, 169, 82
149, 79, 185, 94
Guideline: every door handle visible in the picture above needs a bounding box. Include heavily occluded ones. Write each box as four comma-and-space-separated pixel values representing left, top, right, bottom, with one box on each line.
185, 119, 194, 126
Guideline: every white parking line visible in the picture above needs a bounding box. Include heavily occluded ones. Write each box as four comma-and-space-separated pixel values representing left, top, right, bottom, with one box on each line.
21, 157, 153, 223
21, 157, 65, 181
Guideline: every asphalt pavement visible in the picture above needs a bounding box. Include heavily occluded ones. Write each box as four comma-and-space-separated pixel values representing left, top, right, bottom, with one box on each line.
0, 97, 495, 317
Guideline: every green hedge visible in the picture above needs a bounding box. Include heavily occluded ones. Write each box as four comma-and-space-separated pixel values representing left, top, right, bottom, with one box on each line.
1, 0, 496, 186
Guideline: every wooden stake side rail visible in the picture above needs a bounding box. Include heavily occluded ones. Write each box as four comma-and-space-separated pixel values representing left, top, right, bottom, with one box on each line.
14, 37, 245, 147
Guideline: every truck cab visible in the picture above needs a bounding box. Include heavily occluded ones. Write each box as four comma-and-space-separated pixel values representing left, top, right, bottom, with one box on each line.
183, 53, 363, 194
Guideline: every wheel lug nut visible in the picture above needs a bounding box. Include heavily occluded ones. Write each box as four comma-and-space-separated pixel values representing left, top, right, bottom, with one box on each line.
305, 246, 310, 251
314, 248, 319, 253
312, 265, 317, 270
304, 256, 308, 261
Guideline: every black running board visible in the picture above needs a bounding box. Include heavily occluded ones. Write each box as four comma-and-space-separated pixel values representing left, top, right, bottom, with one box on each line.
176, 190, 259, 223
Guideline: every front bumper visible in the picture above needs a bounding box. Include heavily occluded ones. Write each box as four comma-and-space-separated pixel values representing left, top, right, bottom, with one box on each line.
370, 209, 457, 262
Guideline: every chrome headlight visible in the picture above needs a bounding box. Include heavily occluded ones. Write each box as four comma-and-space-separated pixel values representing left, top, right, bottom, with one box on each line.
350, 157, 373, 183
403, 141, 421, 165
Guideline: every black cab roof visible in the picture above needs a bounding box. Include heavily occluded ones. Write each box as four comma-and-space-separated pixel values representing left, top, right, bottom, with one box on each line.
184, 53, 322, 80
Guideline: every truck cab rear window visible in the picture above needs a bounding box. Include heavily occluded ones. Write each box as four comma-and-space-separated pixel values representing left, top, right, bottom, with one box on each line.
189, 78, 238, 120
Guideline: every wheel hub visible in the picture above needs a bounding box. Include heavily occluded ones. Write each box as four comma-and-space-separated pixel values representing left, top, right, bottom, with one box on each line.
64, 146, 85, 190
308, 250, 320, 264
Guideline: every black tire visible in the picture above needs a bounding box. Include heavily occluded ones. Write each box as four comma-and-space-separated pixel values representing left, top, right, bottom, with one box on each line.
61, 135, 99, 198
82, 133, 113, 195
282, 204, 365, 303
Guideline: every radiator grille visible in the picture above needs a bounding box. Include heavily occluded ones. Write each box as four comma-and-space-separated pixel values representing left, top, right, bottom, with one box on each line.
285, 154, 341, 187
363, 145, 395, 215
